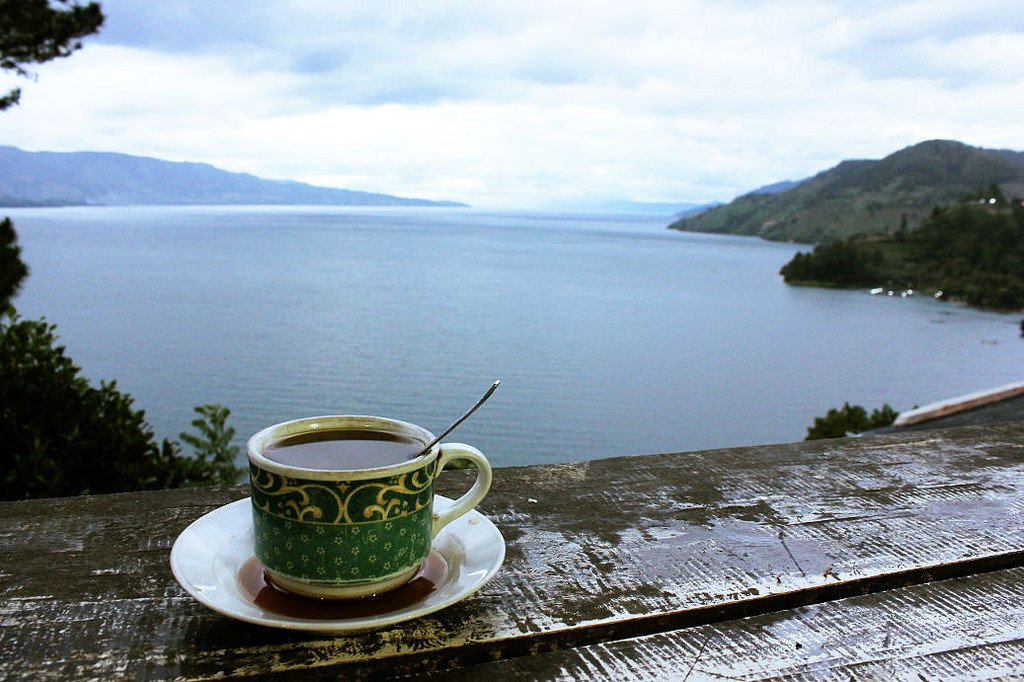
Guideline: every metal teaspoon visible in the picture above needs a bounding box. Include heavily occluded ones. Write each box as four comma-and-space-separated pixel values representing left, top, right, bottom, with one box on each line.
417, 380, 501, 456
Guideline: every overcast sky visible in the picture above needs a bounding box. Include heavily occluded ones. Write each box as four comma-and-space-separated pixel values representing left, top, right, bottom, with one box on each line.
0, 1, 1021, 207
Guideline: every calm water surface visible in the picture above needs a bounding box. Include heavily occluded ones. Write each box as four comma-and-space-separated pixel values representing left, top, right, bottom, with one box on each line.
10, 206, 1022, 467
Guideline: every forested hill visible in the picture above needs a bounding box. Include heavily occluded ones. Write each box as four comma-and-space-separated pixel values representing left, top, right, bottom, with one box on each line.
779, 196, 1024, 310
669, 140, 1024, 243
0, 146, 466, 207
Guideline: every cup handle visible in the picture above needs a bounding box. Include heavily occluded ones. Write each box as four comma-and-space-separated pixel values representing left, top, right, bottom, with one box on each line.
432, 442, 492, 536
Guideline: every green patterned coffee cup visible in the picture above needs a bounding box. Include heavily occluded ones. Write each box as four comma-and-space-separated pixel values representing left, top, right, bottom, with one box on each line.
247, 415, 492, 599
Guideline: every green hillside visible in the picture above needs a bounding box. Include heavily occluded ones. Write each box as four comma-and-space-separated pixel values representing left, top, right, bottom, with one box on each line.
669, 140, 1024, 243
779, 195, 1024, 310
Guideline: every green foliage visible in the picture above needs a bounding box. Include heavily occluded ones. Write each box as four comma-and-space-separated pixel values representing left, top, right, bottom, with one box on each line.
778, 199, 1024, 310
0, 1, 244, 500
0, 0, 105, 109
0, 217, 28, 309
902, 202, 1024, 309
805, 402, 899, 440
779, 238, 884, 287
0, 311, 242, 500
670, 140, 1024, 243
179, 404, 241, 486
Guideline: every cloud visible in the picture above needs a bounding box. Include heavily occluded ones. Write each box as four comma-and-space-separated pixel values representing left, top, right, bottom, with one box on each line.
93, 1, 277, 53
819, 0, 1024, 85
1, 1, 1021, 207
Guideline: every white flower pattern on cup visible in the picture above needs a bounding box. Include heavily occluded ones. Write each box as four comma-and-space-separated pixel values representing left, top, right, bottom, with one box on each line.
252, 489, 433, 585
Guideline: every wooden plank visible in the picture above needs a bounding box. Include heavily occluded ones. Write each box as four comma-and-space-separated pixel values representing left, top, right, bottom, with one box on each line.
421, 567, 1024, 681
1, 421, 1023, 679
894, 379, 1024, 426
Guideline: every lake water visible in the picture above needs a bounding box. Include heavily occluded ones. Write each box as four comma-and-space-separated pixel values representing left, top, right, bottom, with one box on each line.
9, 205, 1022, 468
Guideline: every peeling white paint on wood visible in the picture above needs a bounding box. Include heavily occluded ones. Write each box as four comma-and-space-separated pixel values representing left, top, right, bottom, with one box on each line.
894, 380, 1024, 426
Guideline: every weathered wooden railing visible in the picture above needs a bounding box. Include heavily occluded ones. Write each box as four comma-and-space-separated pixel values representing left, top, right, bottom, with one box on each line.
2, 420, 1023, 679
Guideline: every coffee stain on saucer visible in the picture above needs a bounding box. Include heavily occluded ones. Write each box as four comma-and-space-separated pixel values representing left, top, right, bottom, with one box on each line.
238, 551, 448, 620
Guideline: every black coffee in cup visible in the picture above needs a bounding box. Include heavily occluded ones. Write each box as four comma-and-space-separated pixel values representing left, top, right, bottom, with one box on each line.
263, 429, 422, 471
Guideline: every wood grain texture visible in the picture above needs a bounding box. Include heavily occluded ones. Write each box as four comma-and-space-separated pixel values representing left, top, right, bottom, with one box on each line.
421, 567, 1024, 681
1, 421, 1023, 679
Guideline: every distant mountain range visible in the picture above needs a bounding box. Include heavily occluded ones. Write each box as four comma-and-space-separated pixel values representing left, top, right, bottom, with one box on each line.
560, 199, 716, 216
0, 146, 466, 207
742, 179, 802, 196
669, 140, 1024, 243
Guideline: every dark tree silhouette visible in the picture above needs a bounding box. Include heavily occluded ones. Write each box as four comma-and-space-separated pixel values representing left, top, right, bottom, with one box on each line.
0, 0, 104, 109
0, 2, 243, 499
0, 217, 27, 309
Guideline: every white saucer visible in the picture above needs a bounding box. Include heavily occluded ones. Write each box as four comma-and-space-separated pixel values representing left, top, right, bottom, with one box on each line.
170, 495, 505, 633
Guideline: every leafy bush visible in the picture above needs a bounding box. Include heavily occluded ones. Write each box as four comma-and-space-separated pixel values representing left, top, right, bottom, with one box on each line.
178, 404, 241, 486
805, 402, 899, 440
0, 311, 242, 500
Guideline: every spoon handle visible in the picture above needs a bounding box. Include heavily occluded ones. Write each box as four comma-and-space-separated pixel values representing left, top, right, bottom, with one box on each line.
420, 380, 501, 455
